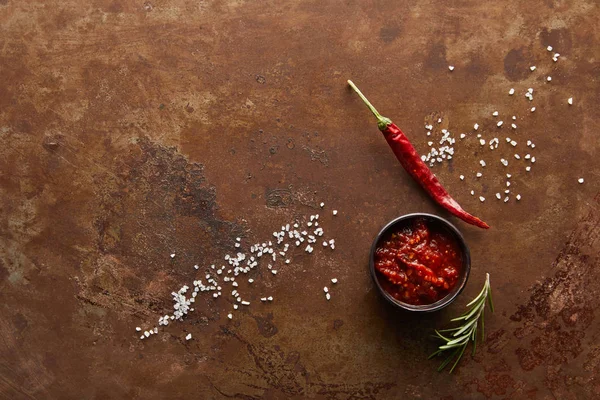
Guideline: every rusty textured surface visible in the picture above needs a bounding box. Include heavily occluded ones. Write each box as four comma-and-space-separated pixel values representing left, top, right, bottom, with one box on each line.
1, 0, 600, 399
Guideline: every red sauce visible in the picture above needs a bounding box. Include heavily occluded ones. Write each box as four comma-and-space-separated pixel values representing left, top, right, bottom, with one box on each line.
374, 218, 463, 305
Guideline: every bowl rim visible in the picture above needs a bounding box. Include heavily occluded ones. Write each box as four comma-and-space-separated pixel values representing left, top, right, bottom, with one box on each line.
369, 213, 471, 312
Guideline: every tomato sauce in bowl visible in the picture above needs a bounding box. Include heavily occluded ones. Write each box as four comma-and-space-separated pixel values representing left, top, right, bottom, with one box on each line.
370, 214, 470, 311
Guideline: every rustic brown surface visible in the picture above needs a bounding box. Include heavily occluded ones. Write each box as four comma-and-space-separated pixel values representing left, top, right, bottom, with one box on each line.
1, 0, 600, 399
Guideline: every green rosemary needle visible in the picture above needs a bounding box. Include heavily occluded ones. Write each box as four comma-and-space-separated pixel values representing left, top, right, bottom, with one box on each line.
429, 273, 494, 373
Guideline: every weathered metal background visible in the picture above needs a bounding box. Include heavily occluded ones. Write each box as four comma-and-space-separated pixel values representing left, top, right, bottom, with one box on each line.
1, 0, 599, 399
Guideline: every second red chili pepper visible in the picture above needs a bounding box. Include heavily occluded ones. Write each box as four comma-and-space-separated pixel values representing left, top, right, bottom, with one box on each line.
348, 80, 489, 229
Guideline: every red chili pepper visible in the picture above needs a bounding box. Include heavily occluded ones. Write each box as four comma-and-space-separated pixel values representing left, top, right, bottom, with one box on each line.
348, 80, 490, 229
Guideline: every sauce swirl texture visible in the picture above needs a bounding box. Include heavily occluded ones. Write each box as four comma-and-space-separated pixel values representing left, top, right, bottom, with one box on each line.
374, 218, 463, 305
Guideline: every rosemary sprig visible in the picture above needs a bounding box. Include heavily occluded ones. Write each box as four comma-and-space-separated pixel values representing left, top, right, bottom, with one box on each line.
429, 273, 494, 373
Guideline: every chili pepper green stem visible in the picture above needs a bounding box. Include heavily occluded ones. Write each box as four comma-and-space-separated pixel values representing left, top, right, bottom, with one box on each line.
347, 80, 392, 130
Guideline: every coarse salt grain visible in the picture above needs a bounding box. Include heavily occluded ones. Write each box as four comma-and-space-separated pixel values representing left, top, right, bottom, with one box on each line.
476, 172, 482, 178
531, 107, 536, 112
136, 327, 141, 332
480, 160, 486, 167
459, 175, 464, 181
227, 313, 232, 319
448, 65, 455, 71
470, 190, 475, 196
497, 121, 503, 127
509, 88, 515, 95
170, 253, 175, 258
496, 193, 501, 200
516, 194, 521, 201
568, 97, 573, 105
460, 133, 466, 139
185, 333, 192, 340
530, 66, 536, 71
511, 124, 517, 129
547, 45, 553, 51
324, 287, 329, 293
479, 139, 486, 146
578, 178, 584, 184
493, 111, 499, 117
479, 196, 485, 202
331, 278, 338, 284
526, 166, 531, 172
326, 293, 331, 300
504, 197, 509, 203
320, 202, 325, 208
547, 76, 552, 82
333, 210, 338, 215
474, 123, 479, 130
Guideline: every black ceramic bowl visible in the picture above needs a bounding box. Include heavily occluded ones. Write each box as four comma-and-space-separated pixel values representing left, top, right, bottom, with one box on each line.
369, 213, 471, 312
